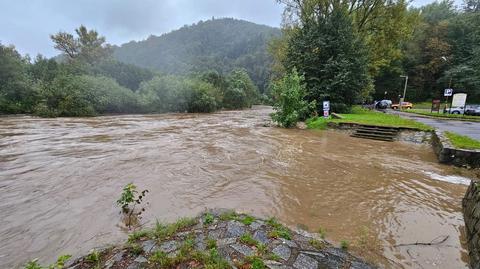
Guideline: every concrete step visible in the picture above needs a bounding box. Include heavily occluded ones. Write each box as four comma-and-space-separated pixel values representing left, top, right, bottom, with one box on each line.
351, 134, 394, 142
357, 125, 400, 131
356, 128, 398, 135
352, 132, 396, 139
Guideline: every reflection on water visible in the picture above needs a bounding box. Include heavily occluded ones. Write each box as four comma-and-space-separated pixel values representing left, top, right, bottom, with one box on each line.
0, 106, 473, 268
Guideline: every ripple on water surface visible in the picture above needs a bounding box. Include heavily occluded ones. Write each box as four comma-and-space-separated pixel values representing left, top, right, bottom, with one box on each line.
0, 107, 474, 268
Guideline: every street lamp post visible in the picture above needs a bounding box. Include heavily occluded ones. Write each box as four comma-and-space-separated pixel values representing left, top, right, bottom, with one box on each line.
400, 75, 408, 110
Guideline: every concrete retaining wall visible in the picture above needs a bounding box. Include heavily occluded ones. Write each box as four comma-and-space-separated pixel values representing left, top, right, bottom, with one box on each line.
432, 131, 480, 168
463, 181, 480, 269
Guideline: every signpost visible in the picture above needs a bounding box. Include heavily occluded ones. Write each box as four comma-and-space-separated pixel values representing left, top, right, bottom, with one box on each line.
323, 101, 330, 118
431, 99, 441, 113
444, 88, 453, 113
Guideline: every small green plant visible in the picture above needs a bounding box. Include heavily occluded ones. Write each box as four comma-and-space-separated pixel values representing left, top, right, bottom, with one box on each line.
249, 256, 266, 269
24, 260, 42, 269
340, 240, 350, 250
240, 233, 258, 246
117, 183, 149, 229
256, 243, 268, 255
219, 211, 239, 221
24, 255, 72, 269
154, 218, 197, 241
241, 215, 255, 225
206, 238, 217, 250
309, 239, 325, 250
128, 229, 150, 242
204, 213, 214, 225
86, 249, 100, 263
318, 226, 327, 239
150, 250, 173, 267
266, 218, 291, 240
267, 253, 281, 262
128, 242, 143, 255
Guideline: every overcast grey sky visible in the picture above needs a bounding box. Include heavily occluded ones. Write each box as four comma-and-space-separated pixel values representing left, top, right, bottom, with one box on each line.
0, 0, 459, 57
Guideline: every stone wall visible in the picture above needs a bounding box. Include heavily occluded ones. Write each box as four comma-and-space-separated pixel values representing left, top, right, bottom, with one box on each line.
397, 130, 433, 144
432, 130, 480, 168
463, 181, 480, 269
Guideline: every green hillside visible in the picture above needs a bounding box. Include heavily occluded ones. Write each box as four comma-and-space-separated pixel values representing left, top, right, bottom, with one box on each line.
113, 18, 281, 92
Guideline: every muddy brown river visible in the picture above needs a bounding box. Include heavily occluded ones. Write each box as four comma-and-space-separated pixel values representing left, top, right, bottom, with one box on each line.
0, 106, 475, 268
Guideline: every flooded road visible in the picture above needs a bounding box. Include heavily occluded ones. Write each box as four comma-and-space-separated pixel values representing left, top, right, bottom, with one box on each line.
0, 106, 474, 268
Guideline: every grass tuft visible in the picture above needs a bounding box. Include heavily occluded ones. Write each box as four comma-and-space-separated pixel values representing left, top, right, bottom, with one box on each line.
240, 233, 259, 246
445, 132, 480, 150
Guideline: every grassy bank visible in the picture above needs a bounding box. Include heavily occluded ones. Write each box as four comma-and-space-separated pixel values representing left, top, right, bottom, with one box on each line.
307, 107, 433, 131
445, 132, 480, 150
405, 109, 480, 122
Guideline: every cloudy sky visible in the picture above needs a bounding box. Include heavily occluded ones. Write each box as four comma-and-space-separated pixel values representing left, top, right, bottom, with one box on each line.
0, 0, 458, 57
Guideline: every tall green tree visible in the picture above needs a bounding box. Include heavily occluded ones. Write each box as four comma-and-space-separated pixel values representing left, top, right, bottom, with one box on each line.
0, 44, 38, 113
284, 6, 372, 112
51, 25, 112, 65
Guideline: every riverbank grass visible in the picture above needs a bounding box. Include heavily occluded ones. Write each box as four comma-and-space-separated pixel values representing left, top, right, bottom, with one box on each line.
307, 107, 432, 131
405, 109, 480, 122
445, 132, 480, 150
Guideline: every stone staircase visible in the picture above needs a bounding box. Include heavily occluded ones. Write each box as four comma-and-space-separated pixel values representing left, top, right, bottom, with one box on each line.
351, 125, 400, 142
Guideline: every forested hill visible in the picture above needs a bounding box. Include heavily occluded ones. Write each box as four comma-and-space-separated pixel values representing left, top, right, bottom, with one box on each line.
113, 18, 281, 92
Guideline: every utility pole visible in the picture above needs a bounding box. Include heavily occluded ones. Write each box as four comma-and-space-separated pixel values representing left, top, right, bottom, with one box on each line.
400, 75, 408, 110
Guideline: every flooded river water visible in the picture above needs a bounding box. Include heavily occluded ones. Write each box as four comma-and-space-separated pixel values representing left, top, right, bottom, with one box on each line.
0, 106, 475, 268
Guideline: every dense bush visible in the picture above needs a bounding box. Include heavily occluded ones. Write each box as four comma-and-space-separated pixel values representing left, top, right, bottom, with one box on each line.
271, 69, 316, 128
35, 74, 139, 117
0, 45, 39, 114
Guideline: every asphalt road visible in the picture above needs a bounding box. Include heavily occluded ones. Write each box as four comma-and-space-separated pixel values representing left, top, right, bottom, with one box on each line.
391, 110, 480, 140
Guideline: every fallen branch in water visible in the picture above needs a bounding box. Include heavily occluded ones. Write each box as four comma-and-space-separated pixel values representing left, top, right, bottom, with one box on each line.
394, 235, 449, 247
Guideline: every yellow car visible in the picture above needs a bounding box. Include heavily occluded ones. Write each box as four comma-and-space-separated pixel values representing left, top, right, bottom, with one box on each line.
391, 102, 413, 110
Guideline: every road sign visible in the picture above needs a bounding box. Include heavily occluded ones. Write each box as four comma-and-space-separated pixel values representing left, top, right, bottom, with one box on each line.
444, 89, 453, 97
452, 93, 467, 107
323, 101, 330, 111
323, 110, 329, 118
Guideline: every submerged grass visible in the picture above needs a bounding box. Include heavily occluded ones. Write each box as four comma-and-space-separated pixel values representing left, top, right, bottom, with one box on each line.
445, 132, 480, 150
307, 107, 433, 131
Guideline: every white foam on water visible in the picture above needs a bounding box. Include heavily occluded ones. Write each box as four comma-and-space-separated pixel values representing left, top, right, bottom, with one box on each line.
424, 171, 472, 185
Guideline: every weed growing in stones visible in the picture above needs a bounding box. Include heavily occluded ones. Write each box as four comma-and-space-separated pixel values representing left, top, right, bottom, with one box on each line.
128, 229, 150, 242
24, 255, 71, 269
154, 218, 197, 241
309, 239, 325, 250
204, 213, 214, 225
206, 238, 217, 250
241, 215, 255, 225
219, 211, 239, 221
128, 242, 143, 255
267, 253, 282, 262
240, 233, 259, 246
256, 243, 268, 255
266, 218, 291, 240
86, 249, 101, 269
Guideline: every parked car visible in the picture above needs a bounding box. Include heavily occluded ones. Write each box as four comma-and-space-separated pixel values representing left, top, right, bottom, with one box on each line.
445, 106, 465, 114
465, 105, 480, 116
391, 102, 413, 109
375, 100, 391, 110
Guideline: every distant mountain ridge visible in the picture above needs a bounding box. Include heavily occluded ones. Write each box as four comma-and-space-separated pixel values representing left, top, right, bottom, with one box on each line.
113, 18, 281, 92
